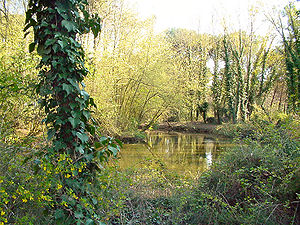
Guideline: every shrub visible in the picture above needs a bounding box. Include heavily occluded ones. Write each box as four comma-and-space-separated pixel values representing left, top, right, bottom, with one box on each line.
177, 120, 300, 224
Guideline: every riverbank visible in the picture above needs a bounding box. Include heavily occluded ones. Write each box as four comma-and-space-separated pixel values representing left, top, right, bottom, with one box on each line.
153, 121, 218, 133
119, 122, 219, 143
110, 118, 300, 224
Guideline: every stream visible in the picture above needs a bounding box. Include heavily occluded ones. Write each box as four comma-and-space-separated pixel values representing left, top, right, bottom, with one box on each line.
118, 131, 233, 174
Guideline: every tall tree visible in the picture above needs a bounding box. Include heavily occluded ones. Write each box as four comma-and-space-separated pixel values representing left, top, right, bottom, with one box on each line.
25, 0, 118, 223
166, 28, 210, 121
272, 3, 299, 112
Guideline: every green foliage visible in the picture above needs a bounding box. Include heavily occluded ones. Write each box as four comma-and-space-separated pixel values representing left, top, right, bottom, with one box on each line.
165, 29, 210, 121
95, 118, 299, 225
0, 44, 40, 141
178, 118, 299, 224
0, 1, 299, 224
85, 14, 175, 134
278, 3, 299, 112
0, 142, 126, 224
24, 0, 120, 223
0, 143, 51, 224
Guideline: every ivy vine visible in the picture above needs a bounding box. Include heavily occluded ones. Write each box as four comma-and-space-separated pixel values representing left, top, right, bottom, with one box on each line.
24, 0, 120, 224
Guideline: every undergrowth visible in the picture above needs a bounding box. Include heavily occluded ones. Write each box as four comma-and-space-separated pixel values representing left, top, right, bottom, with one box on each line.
1, 114, 299, 224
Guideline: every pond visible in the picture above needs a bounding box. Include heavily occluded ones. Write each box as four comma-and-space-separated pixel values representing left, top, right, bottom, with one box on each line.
118, 131, 233, 175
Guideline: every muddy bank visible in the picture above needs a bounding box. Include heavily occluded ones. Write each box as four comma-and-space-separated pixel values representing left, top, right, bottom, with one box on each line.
117, 136, 146, 144
146, 122, 218, 133
119, 122, 219, 144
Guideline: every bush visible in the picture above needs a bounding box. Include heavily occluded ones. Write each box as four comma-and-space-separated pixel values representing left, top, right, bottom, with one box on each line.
0, 142, 52, 224
174, 120, 300, 224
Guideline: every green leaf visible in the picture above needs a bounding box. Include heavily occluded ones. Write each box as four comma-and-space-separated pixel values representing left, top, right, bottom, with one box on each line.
115, 139, 123, 148
76, 132, 89, 143
86, 218, 94, 225
70, 102, 77, 109
52, 44, 60, 53
47, 129, 56, 141
83, 110, 91, 120
68, 117, 80, 128
29, 42, 36, 53
74, 211, 83, 219
62, 83, 72, 95
58, 40, 68, 49
67, 78, 78, 87
81, 90, 89, 100
92, 198, 97, 204
62, 20, 76, 32
45, 38, 56, 47
108, 145, 118, 156
76, 145, 85, 154
54, 209, 65, 219
94, 141, 101, 149
84, 153, 94, 161
100, 136, 108, 143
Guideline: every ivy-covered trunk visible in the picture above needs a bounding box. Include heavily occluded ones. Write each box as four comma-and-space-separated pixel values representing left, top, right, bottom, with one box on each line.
25, 0, 119, 224
223, 36, 236, 123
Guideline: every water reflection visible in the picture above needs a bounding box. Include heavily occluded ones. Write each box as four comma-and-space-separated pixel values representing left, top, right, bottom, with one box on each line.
119, 131, 231, 174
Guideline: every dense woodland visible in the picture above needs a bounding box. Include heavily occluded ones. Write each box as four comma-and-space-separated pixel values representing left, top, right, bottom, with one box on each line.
0, 0, 299, 224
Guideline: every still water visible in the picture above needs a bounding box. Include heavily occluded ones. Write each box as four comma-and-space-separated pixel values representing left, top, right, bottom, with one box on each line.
118, 131, 232, 174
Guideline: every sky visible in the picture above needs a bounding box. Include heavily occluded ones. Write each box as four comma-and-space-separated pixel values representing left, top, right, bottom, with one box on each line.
125, 0, 298, 34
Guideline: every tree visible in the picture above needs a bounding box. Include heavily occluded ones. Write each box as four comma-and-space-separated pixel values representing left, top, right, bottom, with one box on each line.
166, 28, 210, 121
25, 0, 119, 223
85, 6, 177, 133
269, 3, 299, 113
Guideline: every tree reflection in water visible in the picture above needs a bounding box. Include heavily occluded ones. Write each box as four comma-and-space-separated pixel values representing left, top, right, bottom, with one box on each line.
119, 131, 232, 174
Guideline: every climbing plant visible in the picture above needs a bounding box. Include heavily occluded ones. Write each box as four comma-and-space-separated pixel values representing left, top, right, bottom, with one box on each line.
24, 0, 120, 224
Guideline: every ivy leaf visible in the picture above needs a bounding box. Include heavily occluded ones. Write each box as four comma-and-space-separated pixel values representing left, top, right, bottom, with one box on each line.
81, 90, 89, 100
70, 102, 77, 109
83, 110, 90, 120
74, 211, 83, 219
108, 145, 118, 156
115, 139, 123, 148
86, 218, 94, 225
54, 209, 65, 219
47, 128, 56, 141
62, 83, 72, 95
45, 38, 56, 47
76, 145, 84, 154
62, 20, 76, 32
76, 132, 89, 143
84, 153, 94, 162
68, 117, 80, 128
100, 136, 108, 145
67, 78, 78, 87
58, 40, 68, 50
29, 42, 36, 53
